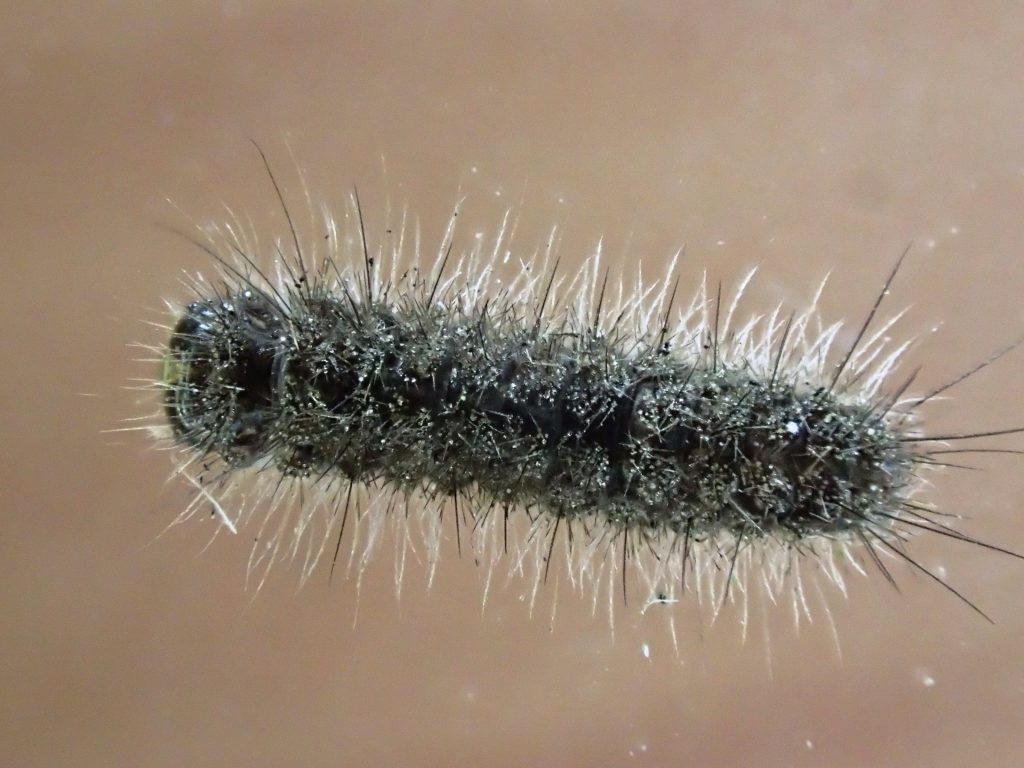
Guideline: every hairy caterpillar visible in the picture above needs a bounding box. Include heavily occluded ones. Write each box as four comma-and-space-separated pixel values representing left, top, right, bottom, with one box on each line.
144, 151, 1024, 627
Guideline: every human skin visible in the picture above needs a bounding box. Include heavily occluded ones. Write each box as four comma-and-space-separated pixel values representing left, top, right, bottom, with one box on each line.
3, 3, 1024, 766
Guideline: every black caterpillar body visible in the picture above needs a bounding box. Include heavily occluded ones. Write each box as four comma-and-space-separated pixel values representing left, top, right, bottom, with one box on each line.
165, 284, 911, 548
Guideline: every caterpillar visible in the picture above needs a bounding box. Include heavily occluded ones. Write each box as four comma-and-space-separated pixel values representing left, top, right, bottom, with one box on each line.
145, 150, 1024, 628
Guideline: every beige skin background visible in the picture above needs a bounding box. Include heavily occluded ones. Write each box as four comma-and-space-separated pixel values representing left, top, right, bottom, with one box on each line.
3, 2, 1024, 766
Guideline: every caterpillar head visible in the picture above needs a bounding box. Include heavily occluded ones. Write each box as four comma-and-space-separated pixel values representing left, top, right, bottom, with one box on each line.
162, 291, 285, 468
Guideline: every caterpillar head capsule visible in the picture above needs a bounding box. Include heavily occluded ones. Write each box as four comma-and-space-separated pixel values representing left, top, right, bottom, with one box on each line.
162, 291, 285, 468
